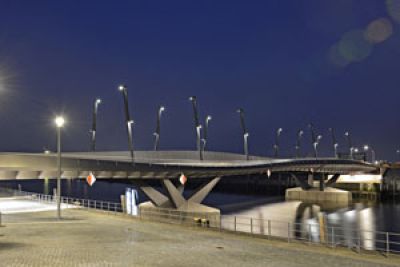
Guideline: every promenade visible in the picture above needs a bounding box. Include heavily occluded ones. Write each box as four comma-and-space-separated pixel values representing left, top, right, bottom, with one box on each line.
0, 198, 398, 267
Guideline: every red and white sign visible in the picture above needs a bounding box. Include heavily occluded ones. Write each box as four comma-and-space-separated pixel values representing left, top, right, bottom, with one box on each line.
179, 173, 187, 185
86, 172, 96, 186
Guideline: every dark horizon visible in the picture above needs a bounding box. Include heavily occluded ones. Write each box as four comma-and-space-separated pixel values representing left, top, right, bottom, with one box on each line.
0, 1, 399, 161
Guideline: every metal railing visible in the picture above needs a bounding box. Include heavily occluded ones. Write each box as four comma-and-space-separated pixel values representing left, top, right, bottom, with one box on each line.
1, 187, 399, 256
0, 187, 123, 214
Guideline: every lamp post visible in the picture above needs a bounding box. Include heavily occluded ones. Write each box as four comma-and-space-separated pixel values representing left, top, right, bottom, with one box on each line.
328, 128, 338, 158
295, 130, 303, 158
90, 98, 102, 151
313, 135, 322, 158
308, 123, 316, 157
344, 131, 353, 159
118, 85, 135, 164
189, 96, 203, 160
363, 145, 376, 163
273, 128, 283, 158
201, 115, 212, 153
237, 108, 249, 160
54, 116, 65, 219
153, 105, 165, 151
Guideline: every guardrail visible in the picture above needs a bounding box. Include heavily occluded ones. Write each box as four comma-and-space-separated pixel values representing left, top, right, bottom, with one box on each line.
1, 187, 399, 256
0, 187, 123, 214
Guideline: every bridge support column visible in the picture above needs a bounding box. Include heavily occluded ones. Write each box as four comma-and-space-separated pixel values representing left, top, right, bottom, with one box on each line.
308, 173, 314, 187
325, 174, 340, 187
319, 174, 325, 191
137, 176, 222, 212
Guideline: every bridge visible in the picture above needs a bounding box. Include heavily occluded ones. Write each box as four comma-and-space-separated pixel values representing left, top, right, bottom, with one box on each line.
0, 151, 378, 213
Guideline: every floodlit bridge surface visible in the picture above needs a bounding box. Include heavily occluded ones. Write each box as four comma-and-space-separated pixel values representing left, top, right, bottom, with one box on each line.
0, 151, 379, 212
0, 150, 378, 180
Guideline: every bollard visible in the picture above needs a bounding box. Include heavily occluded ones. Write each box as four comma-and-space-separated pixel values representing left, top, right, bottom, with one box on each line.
308, 224, 312, 245
0, 211, 2, 227
250, 218, 253, 235
234, 216, 237, 232
331, 227, 335, 248
288, 222, 291, 243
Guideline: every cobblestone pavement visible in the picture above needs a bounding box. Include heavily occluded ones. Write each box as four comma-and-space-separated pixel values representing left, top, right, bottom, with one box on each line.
0, 208, 399, 267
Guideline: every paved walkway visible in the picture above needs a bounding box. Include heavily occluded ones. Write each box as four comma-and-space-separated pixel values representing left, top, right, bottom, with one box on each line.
0, 200, 399, 266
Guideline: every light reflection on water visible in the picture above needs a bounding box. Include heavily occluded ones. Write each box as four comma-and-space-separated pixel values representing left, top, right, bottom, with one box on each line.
224, 201, 384, 250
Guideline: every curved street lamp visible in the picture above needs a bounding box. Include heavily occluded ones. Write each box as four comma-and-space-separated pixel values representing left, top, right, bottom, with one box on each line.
295, 129, 303, 158
328, 128, 338, 158
118, 85, 135, 164
363, 144, 376, 163
344, 131, 353, 159
189, 96, 203, 160
273, 128, 283, 158
90, 98, 102, 151
153, 105, 165, 151
237, 108, 249, 160
201, 115, 212, 153
54, 116, 65, 219
313, 134, 322, 158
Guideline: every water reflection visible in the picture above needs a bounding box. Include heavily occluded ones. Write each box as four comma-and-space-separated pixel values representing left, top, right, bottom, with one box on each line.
226, 201, 378, 250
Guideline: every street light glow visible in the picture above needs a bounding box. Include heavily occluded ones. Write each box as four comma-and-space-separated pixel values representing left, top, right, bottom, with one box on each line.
118, 85, 126, 91
96, 98, 102, 104
55, 116, 65, 128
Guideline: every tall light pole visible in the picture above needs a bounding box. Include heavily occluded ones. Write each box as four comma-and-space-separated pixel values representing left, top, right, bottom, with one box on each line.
118, 85, 135, 164
308, 123, 316, 157
201, 115, 212, 153
273, 128, 283, 158
153, 105, 165, 151
237, 108, 249, 160
55, 116, 65, 219
328, 128, 338, 158
295, 129, 303, 158
189, 96, 202, 160
344, 131, 353, 159
90, 98, 102, 151
313, 135, 322, 158
363, 145, 375, 163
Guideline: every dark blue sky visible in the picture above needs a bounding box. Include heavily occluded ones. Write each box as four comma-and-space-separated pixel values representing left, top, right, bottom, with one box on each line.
0, 0, 399, 160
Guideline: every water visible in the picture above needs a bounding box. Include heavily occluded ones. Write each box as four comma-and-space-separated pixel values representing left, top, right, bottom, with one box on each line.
2, 179, 400, 251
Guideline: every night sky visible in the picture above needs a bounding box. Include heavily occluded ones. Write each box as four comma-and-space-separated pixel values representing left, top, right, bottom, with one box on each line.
0, 1, 399, 161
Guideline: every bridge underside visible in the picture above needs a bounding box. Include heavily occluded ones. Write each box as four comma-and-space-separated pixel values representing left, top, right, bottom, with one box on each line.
0, 151, 379, 212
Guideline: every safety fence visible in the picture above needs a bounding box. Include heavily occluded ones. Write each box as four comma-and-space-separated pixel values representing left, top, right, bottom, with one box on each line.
1, 187, 399, 256
0, 187, 123, 214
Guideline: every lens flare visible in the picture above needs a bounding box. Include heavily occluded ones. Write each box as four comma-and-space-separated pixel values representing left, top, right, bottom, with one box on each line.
338, 30, 373, 63
328, 43, 350, 68
365, 18, 393, 44
386, 0, 400, 23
